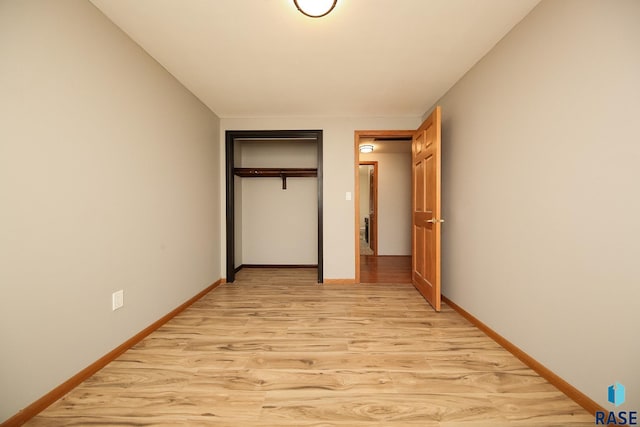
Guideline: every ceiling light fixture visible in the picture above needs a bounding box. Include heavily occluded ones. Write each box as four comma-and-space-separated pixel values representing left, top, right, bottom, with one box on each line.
293, 0, 338, 18
359, 144, 374, 153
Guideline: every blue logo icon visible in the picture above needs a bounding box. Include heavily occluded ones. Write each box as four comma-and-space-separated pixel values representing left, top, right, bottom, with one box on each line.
608, 382, 626, 407
596, 382, 636, 425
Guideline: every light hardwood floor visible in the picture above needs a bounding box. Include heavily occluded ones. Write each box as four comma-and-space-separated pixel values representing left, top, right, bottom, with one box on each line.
27, 268, 593, 426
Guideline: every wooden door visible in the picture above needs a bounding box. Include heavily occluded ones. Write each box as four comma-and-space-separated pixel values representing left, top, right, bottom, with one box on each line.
412, 107, 442, 311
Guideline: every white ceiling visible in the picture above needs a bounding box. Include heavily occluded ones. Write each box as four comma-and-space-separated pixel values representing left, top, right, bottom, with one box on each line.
90, 0, 540, 118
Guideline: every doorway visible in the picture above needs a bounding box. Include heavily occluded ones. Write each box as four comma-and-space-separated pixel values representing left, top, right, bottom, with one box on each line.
354, 131, 413, 283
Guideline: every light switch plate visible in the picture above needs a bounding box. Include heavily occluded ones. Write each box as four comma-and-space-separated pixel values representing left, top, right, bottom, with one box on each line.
346, 192, 352, 201
112, 290, 124, 311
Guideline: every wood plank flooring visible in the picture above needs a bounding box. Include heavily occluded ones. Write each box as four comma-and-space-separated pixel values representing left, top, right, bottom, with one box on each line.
27, 268, 593, 426
360, 255, 412, 283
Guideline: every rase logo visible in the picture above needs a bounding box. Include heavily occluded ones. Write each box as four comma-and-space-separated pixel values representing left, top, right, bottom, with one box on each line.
609, 383, 626, 407
595, 382, 637, 425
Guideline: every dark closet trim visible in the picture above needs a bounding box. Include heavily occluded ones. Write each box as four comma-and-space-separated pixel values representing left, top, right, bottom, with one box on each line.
236, 264, 319, 273
225, 130, 324, 283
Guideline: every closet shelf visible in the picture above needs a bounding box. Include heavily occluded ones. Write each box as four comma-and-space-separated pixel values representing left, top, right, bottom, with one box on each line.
234, 168, 317, 189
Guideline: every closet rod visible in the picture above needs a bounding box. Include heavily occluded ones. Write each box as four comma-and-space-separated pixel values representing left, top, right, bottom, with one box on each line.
234, 168, 317, 190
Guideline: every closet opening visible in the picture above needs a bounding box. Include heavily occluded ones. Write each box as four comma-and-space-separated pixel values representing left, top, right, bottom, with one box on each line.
225, 130, 323, 283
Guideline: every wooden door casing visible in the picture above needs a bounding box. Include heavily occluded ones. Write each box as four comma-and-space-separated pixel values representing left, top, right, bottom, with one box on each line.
353, 130, 415, 284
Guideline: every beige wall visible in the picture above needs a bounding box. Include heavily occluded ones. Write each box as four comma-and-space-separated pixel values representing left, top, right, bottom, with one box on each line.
360, 152, 412, 255
220, 116, 421, 279
0, 0, 221, 421
433, 0, 640, 409
237, 141, 318, 265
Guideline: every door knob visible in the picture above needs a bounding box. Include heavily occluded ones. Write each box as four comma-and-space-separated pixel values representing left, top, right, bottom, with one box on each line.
426, 218, 445, 224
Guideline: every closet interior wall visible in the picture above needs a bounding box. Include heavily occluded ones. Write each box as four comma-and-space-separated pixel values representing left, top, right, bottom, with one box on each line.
235, 140, 318, 268
233, 141, 243, 269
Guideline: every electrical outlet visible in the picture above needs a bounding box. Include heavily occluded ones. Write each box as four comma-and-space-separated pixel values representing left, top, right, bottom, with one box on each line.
112, 290, 124, 311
